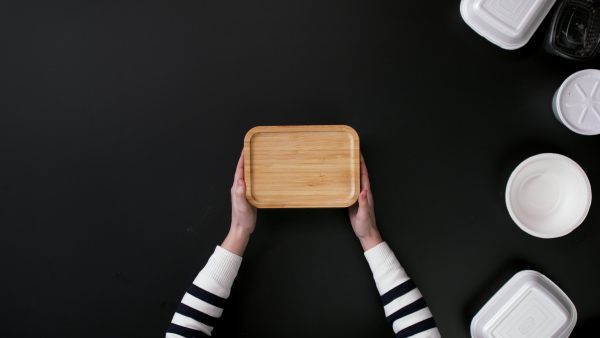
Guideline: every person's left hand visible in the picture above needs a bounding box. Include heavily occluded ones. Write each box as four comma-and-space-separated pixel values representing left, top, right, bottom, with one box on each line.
230, 150, 257, 235
222, 151, 257, 256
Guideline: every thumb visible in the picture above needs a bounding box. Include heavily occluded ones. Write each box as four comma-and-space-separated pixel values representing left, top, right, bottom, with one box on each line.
357, 189, 368, 209
235, 179, 246, 198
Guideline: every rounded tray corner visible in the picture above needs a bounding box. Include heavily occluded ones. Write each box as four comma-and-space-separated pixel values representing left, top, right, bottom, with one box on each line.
339, 124, 359, 135
245, 191, 260, 208
244, 126, 263, 143
340, 194, 360, 208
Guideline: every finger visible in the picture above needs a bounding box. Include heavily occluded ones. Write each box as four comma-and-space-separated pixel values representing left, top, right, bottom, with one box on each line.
360, 153, 370, 191
233, 150, 245, 183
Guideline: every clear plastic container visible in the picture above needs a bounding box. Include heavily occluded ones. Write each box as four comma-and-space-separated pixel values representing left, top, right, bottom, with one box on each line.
545, 0, 600, 61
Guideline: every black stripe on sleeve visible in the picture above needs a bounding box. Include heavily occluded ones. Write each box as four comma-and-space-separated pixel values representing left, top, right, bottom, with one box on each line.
187, 284, 227, 308
176, 303, 218, 327
381, 279, 416, 306
386, 297, 428, 325
395, 317, 437, 338
166, 323, 209, 337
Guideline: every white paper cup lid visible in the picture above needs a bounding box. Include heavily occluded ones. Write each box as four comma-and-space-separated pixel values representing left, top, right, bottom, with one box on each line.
555, 69, 600, 135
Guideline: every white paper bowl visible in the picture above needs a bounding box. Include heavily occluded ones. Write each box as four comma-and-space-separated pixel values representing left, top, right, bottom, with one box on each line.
506, 153, 591, 238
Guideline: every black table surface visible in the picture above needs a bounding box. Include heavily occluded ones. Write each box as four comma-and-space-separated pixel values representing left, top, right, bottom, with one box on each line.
2, 1, 600, 337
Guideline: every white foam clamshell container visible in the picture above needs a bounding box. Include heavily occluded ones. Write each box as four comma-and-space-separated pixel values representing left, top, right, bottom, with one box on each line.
460, 0, 556, 49
471, 270, 576, 338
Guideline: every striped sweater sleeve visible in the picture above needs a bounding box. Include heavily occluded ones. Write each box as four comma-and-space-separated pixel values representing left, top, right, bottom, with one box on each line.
166, 246, 242, 337
364, 242, 441, 338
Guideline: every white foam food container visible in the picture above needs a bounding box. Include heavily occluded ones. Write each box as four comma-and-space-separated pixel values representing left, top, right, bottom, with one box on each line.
460, 0, 556, 49
471, 270, 577, 338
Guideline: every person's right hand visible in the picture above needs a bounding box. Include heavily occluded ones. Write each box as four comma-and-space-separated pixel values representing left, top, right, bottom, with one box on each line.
348, 154, 383, 251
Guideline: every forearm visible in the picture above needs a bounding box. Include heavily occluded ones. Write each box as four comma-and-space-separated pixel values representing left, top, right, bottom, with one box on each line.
220, 225, 252, 256
365, 242, 441, 338
358, 229, 383, 252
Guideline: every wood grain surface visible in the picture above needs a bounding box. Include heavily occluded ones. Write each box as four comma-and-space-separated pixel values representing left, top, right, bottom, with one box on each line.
244, 125, 360, 208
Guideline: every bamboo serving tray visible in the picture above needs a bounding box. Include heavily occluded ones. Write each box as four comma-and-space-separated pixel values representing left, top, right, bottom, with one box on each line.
244, 125, 360, 208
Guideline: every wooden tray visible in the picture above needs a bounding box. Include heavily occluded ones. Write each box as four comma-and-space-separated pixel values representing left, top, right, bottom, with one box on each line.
244, 125, 360, 208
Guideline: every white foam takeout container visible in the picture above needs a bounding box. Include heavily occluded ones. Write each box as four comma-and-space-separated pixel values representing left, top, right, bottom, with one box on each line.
471, 270, 577, 338
460, 0, 556, 49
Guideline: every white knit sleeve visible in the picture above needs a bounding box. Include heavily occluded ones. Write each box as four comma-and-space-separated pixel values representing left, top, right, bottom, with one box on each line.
166, 246, 243, 337
365, 242, 441, 338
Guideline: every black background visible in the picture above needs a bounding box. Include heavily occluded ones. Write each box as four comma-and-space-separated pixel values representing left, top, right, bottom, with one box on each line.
1, 1, 600, 337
